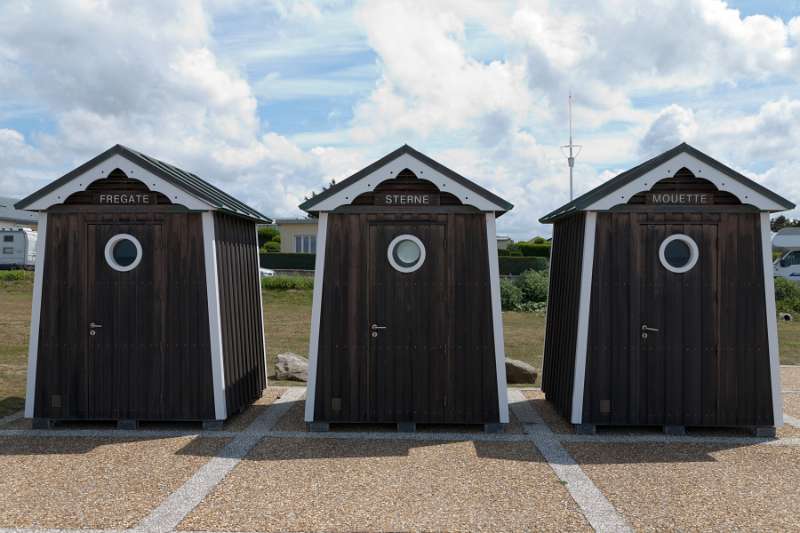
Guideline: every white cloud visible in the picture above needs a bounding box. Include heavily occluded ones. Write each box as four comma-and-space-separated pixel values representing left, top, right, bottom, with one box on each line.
0, 0, 798, 239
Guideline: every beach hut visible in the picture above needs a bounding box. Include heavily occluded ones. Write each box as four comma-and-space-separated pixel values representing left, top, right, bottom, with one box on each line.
300, 145, 513, 432
540, 143, 794, 436
16, 145, 271, 429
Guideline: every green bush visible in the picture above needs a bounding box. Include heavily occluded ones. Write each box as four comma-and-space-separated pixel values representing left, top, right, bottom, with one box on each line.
261, 275, 314, 290
516, 269, 549, 303
0, 269, 32, 282
516, 242, 551, 258
775, 277, 800, 313
500, 278, 523, 310
260, 241, 280, 253
260, 253, 316, 270
498, 256, 547, 275
257, 226, 280, 247
531, 236, 547, 244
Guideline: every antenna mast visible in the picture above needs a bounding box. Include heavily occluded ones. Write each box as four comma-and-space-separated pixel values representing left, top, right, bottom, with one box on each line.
561, 92, 582, 201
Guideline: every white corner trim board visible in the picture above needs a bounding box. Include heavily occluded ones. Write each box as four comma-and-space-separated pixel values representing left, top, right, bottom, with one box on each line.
24, 213, 47, 418
255, 226, 268, 388
585, 151, 786, 212
486, 213, 509, 423
761, 212, 783, 427
23, 153, 210, 211
309, 152, 506, 213
202, 212, 227, 420
570, 212, 597, 424
304, 213, 328, 422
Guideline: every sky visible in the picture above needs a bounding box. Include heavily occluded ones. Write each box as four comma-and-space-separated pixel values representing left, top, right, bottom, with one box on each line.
0, 0, 798, 239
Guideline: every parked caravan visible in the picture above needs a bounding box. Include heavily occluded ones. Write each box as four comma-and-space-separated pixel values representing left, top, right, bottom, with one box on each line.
0, 227, 37, 269
540, 143, 794, 437
15, 145, 271, 429
300, 145, 512, 432
773, 228, 800, 281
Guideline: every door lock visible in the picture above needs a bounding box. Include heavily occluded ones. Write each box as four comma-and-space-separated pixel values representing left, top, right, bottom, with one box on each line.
371, 324, 387, 330
641, 324, 658, 340
89, 322, 102, 337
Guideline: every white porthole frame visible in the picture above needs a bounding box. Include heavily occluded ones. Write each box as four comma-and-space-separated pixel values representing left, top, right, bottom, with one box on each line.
104, 233, 143, 272
387, 234, 426, 273
659, 234, 699, 274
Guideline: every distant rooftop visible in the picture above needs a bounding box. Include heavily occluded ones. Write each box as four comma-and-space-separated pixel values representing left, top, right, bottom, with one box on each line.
0, 196, 38, 224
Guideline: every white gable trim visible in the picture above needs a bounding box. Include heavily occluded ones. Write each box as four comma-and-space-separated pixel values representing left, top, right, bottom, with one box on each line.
585, 152, 786, 212
571, 211, 597, 424
304, 212, 328, 422
24, 153, 211, 211
485, 213, 509, 423
309, 153, 506, 212
24, 212, 47, 418
760, 212, 783, 427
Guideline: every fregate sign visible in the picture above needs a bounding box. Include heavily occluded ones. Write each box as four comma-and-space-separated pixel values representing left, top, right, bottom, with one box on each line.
647, 192, 712, 205
95, 192, 156, 205
375, 192, 440, 206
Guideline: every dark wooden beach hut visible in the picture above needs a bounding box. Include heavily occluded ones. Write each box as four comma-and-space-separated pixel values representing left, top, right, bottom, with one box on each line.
16, 145, 271, 428
540, 143, 794, 436
300, 145, 513, 432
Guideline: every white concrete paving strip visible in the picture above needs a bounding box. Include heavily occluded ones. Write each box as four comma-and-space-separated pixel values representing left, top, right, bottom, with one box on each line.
266, 429, 533, 442
0, 409, 23, 427
507, 388, 633, 533
784, 413, 800, 428
135, 386, 306, 533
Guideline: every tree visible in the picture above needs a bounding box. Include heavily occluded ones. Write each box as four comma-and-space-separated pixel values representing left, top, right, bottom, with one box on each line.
257, 226, 280, 247
771, 215, 800, 233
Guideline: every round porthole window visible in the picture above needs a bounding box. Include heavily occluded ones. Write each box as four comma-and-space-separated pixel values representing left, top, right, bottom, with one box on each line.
387, 234, 426, 273
104, 234, 142, 272
659, 234, 698, 274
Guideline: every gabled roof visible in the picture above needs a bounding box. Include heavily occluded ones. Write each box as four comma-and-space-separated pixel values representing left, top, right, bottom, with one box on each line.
540, 143, 795, 223
15, 145, 272, 223
299, 144, 513, 214
0, 196, 38, 224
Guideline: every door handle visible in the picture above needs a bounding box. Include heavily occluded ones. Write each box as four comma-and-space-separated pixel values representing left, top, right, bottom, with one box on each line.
89, 322, 103, 328
641, 324, 659, 332
371, 324, 387, 330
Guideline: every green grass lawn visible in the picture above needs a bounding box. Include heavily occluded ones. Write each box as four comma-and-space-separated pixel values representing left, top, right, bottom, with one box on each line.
2, 281, 799, 416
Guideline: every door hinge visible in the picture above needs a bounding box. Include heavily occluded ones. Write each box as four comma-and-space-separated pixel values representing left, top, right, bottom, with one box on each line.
443, 394, 448, 407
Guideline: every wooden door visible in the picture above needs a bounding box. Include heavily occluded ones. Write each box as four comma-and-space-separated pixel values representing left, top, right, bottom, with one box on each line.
86, 223, 164, 419
367, 222, 447, 422
639, 221, 719, 426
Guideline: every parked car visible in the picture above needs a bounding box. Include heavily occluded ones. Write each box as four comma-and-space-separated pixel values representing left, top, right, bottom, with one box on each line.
259, 267, 275, 278
0, 227, 37, 270
773, 228, 800, 282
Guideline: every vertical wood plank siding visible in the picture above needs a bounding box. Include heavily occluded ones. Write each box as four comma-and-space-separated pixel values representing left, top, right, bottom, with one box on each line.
35, 210, 215, 420
213, 213, 267, 417
581, 211, 773, 427
541, 213, 586, 419
313, 212, 499, 424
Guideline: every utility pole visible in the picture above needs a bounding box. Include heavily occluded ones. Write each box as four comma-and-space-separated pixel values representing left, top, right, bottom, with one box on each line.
561, 92, 582, 201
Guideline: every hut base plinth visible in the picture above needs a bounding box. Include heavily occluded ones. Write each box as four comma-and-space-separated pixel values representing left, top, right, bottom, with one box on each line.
32, 418, 53, 430
117, 419, 138, 430
397, 422, 416, 433
202, 420, 224, 431
752, 426, 776, 438
483, 423, 504, 433
308, 422, 330, 432
663, 425, 686, 436
575, 423, 596, 435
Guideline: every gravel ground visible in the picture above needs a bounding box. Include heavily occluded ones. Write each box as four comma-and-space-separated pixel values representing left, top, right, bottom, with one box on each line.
179, 437, 590, 532
783, 393, 800, 418
782, 366, 800, 391
566, 442, 800, 531
0, 435, 229, 529
274, 398, 525, 434
224, 386, 287, 431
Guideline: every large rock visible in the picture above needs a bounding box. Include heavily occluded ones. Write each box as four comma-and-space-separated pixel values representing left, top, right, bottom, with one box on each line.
275, 352, 309, 382
506, 358, 538, 384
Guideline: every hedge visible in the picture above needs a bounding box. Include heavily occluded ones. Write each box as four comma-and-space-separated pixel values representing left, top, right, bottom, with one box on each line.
0, 269, 33, 282
516, 242, 551, 258
262, 275, 314, 290
499, 256, 548, 275
260, 253, 316, 270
